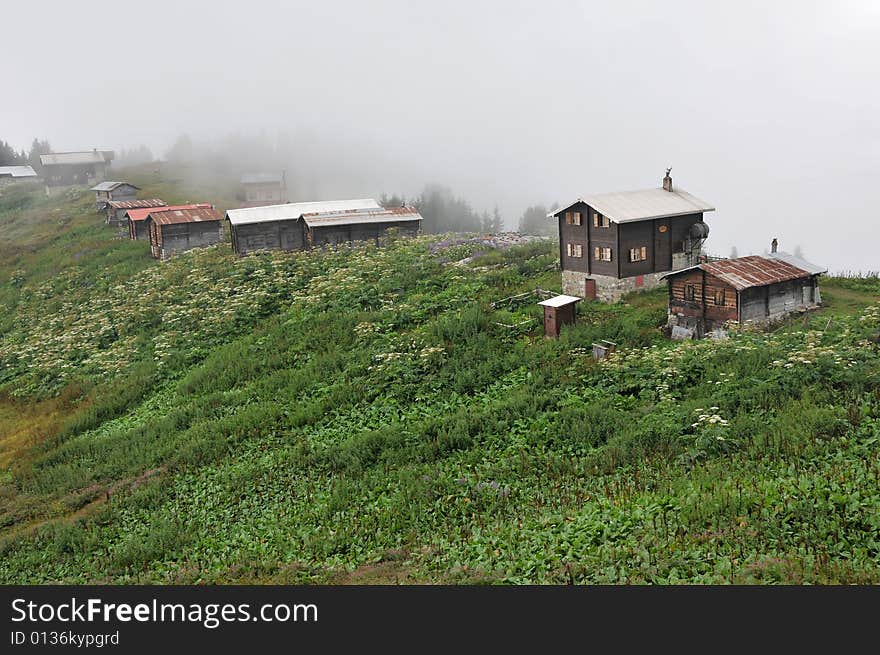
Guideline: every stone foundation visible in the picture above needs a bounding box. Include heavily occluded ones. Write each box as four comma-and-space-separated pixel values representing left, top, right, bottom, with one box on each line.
561, 253, 699, 303
563, 269, 668, 302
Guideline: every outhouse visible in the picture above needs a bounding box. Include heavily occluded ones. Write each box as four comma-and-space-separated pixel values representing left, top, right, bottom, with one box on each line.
538, 294, 581, 338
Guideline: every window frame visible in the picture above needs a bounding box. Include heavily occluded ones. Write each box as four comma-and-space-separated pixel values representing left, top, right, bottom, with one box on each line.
629, 246, 648, 262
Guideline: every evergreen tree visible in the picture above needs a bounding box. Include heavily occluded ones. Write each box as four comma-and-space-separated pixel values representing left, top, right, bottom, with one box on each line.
490, 205, 504, 233
27, 138, 52, 172
517, 205, 554, 235
0, 140, 24, 166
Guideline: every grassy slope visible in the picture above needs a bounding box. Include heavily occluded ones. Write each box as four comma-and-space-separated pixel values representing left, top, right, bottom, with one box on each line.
0, 177, 878, 584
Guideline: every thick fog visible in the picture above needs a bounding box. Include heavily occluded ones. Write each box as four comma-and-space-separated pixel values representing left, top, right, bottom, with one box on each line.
3, 1, 878, 272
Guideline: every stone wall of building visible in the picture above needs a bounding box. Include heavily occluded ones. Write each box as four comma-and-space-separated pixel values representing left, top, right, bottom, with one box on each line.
562, 251, 699, 302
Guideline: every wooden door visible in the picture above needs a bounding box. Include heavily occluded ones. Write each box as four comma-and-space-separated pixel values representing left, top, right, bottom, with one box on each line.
584, 278, 597, 301
654, 220, 672, 272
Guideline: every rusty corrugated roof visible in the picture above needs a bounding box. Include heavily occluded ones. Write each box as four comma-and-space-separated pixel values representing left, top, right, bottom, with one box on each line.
148, 207, 222, 225
669, 255, 815, 290
125, 203, 212, 222
107, 198, 166, 210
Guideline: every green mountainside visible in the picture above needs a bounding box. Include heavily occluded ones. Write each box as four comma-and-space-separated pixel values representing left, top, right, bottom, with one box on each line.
0, 174, 878, 584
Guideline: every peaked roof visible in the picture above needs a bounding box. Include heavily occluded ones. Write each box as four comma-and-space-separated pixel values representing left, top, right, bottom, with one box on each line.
90, 181, 139, 192
303, 206, 423, 228
226, 199, 382, 226
125, 203, 213, 222
538, 294, 581, 308
107, 198, 165, 210
767, 251, 828, 275
147, 207, 222, 225
551, 186, 714, 223
663, 254, 824, 290
241, 173, 283, 184
40, 151, 114, 166
0, 165, 37, 178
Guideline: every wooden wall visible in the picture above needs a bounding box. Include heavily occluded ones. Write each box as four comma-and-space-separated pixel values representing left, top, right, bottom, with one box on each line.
150, 221, 223, 259
557, 203, 705, 280
667, 269, 738, 323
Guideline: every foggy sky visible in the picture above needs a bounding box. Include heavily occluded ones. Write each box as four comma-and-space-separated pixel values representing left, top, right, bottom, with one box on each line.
4, 1, 879, 272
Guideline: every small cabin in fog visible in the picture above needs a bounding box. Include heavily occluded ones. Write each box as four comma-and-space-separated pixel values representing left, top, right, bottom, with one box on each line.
240, 173, 286, 208
145, 207, 224, 260
663, 251, 826, 338
105, 198, 166, 226
40, 150, 114, 192
0, 166, 38, 185
548, 171, 714, 302
91, 181, 139, 211
126, 203, 213, 240
225, 199, 422, 256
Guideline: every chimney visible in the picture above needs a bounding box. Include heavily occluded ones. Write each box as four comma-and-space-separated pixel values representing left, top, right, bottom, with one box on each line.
771, 238, 778, 253
662, 167, 673, 192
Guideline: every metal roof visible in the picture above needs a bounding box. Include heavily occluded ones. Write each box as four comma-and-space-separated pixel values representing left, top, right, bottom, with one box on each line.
240, 173, 282, 185
0, 165, 37, 178
226, 199, 382, 226
551, 187, 714, 223
663, 255, 819, 290
126, 203, 213, 222
538, 294, 582, 308
304, 206, 423, 228
767, 251, 827, 275
148, 207, 222, 225
107, 198, 166, 210
40, 151, 114, 166
90, 181, 139, 192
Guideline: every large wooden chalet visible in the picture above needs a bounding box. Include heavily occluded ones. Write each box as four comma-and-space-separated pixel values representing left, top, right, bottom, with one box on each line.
39, 150, 114, 193
225, 199, 422, 256
663, 251, 826, 338
550, 171, 714, 302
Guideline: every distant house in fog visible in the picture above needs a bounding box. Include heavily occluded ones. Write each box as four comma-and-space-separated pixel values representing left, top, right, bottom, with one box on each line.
240, 172, 286, 207
90, 181, 139, 211
105, 198, 166, 227
126, 203, 213, 240
225, 199, 422, 256
663, 250, 826, 339
0, 165, 38, 184
145, 207, 224, 260
40, 150, 114, 192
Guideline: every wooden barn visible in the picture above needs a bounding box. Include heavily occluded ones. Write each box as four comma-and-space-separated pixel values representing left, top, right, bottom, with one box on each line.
90, 181, 140, 211
0, 165, 38, 185
663, 252, 826, 338
549, 170, 714, 302
145, 207, 224, 260
126, 203, 213, 240
240, 172, 286, 208
225, 199, 422, 256
39, 150, 114, 192
105, 198, 166, 227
